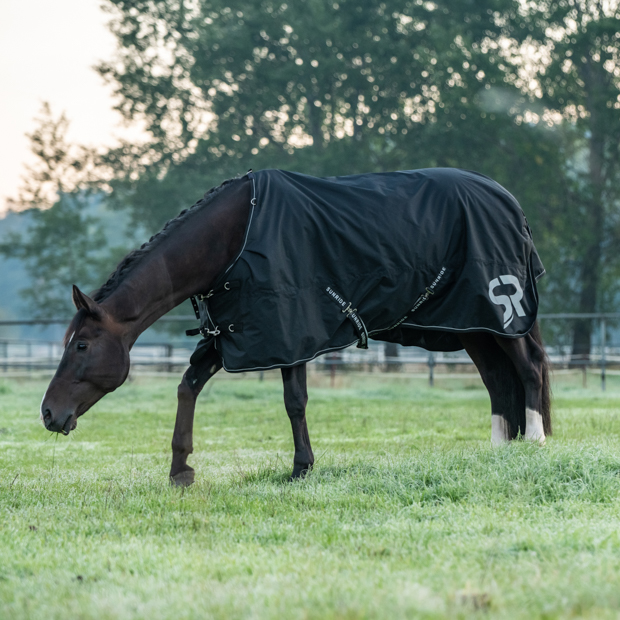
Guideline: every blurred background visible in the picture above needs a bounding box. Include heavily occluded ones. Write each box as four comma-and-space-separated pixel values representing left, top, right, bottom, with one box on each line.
2, 0, 620, 380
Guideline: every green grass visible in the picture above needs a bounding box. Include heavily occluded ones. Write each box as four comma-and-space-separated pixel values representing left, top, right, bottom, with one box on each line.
1, 371, 620, 619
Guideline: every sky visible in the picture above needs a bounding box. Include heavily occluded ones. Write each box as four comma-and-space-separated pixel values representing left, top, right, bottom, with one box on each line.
0, 0, 141, 215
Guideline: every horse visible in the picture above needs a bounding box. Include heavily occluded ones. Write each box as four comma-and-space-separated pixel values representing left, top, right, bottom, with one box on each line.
41, 168, 551, 486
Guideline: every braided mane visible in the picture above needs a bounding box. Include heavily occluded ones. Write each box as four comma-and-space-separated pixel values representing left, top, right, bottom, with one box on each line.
92, 177, 240, 303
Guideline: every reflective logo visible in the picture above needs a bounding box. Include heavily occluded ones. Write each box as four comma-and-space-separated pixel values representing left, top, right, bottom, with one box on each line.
488, 275, 525, 328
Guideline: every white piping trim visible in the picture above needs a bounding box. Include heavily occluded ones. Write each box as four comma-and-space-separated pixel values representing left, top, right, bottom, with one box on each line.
395, 320, 538, 338
196, 174, 256, 335
222, 173, 257, 276
220, 339, 358, 373
213, 172, 545, 369
534, 268, 546, 282
368, 257, 542, 339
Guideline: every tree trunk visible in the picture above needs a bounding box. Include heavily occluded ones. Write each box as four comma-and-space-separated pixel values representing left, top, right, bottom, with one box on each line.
307, 93, 323, 152
571, 57, 606, 362
571, 240, 601, 361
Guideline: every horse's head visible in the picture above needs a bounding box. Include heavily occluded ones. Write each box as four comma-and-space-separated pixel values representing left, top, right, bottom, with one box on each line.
41, 286, 130, 434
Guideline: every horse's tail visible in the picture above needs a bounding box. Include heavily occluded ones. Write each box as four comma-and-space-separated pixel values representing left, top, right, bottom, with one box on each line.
530, 320, 552, 436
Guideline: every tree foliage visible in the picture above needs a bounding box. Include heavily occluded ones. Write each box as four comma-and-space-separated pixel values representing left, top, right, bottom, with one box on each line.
517, 0, 620, 352
7, 2, 620, 352
0, 105, 114, 317
97, 0, 620, 353
98, 1, 562, 227
6, 103, 99, 213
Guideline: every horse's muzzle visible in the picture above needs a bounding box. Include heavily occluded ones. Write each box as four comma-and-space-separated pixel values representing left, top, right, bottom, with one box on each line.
42, 408, 74, 435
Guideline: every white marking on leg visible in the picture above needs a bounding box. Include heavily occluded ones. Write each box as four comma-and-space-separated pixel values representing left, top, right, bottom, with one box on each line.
524, 407, 545, 445
491, 414, 510, 445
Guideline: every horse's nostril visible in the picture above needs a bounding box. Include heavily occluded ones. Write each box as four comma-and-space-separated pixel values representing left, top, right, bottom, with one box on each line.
43, 409, 52, 425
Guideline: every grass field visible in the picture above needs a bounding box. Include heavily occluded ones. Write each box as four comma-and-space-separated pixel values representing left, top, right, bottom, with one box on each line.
1, 371, 620, 619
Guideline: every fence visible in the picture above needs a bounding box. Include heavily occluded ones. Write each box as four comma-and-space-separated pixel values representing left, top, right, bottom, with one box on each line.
1, 314, 620, 389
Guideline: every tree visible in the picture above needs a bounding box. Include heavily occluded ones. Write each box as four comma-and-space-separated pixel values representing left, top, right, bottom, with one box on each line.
519, 0, 620, 356
6, 103, 99, 212
0, 105, 115, 317
97, 0, 620, 356
99, 0, 565, 228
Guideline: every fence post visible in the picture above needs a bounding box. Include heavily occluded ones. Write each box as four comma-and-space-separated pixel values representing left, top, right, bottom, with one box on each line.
165, 344, 173, 373
384, 342, 400, 372
428, 352, 435, 387
601, 317, 606, 392
328, 352, 338, 388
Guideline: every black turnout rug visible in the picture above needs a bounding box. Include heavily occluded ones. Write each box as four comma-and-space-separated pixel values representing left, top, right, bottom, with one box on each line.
192, 168, 545, 372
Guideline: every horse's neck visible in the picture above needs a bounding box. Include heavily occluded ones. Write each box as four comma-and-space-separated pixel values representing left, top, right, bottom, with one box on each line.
101, 179, 251, 347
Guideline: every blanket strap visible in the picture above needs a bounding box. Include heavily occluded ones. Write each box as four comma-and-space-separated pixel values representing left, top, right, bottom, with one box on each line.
186, 294, 221, 338
190, 296, 201, 318
344, 305, 369, 349
186, 296, 203, 335
325, 287, 369, 349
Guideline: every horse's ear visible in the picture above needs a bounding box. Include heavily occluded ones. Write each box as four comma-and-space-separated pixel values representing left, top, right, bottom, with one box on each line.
72, 285, 101, 318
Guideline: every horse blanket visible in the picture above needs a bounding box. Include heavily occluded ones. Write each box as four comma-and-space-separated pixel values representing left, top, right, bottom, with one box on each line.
193, 168, 545, 372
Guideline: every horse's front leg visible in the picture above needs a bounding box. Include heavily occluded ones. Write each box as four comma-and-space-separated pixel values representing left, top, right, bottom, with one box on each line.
281, 363, 314, 479
170, 345, 222, 486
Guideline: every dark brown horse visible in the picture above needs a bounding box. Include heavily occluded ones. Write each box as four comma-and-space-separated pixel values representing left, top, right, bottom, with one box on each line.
41, 173, 551, 485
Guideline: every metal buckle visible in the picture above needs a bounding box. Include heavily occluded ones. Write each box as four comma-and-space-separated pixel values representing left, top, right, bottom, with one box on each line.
342, 302, 357, 316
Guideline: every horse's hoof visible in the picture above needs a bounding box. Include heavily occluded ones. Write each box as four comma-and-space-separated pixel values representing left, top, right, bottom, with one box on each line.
170, 469, 195, 487
526, 436, 546, 446
523, 431, 546, 446
290, 463, 312, 480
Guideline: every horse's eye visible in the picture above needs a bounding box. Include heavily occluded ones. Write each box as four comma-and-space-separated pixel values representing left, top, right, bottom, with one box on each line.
76, 342, 88, 351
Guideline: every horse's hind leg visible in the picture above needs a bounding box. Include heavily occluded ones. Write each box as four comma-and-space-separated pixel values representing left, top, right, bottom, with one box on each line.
459, 333, 523, 445
281, 364, 315, 479
493, 326, 550, 444
170, 345, 222, 486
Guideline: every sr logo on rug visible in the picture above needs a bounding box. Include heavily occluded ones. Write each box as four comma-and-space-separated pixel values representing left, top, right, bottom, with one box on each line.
488, 275, 525, 329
